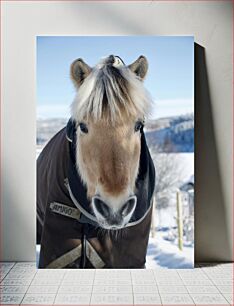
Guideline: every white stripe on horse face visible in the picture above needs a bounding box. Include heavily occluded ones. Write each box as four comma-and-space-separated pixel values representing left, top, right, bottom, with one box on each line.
94, 185, 132, 212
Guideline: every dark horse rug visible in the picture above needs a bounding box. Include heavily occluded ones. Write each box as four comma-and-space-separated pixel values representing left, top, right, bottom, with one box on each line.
37, 119, 155, 268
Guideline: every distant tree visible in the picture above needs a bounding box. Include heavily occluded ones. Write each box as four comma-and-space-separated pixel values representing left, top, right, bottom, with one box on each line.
149, 148, 187, 226
161, 133, 175, 153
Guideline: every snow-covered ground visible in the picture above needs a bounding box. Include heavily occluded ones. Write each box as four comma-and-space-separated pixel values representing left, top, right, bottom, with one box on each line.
146, 231, 194, 269
146, 152, 194, 269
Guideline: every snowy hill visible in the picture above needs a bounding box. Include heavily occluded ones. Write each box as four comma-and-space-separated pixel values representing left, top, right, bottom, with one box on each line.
37, 118, 67, 146
145, 113, 194, 153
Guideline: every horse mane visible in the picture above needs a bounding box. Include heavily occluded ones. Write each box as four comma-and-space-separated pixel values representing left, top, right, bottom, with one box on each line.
71, 57, 153, 123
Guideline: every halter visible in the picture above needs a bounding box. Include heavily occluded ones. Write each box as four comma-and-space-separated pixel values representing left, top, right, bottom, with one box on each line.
112, 55, 125, 67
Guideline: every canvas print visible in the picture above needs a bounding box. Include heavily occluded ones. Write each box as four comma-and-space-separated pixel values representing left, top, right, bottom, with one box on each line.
36, 36, 194, 269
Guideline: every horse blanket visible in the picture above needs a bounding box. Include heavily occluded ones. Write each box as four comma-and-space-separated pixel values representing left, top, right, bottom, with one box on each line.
37, 119, 155, 268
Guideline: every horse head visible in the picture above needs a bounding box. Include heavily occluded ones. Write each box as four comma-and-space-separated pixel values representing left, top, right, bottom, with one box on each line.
70, 55, 152, 229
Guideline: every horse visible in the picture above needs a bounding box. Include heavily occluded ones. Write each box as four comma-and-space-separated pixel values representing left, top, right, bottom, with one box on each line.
37, 55, 155, 268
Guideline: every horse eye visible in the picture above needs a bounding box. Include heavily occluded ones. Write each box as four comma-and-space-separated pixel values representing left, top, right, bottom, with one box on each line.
135, 121, 143, 132
79, 123, 88, 134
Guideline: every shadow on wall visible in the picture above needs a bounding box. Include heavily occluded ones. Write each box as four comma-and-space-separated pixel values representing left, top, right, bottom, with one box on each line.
195, 43, 232, 262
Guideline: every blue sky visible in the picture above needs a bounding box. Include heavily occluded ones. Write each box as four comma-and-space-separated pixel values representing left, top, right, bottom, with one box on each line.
37, 36, 194, 119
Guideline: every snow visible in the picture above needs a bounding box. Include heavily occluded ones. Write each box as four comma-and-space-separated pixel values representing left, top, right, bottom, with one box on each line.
146, 152, 194, 269
153, 152, 194, 228
36, 147, 43, 159
157, 152, 193, 183
146, 231, 194, 269
36, 245, 40, 268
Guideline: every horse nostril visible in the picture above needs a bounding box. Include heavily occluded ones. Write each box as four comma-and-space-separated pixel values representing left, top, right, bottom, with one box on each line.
121, 196, 137, 217
93, 197, 110, 218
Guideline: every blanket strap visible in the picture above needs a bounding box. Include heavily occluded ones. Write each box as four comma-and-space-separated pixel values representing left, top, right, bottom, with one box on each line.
48, 202, 105, 268
86, 240, 105, 268
46, 244, 82, 268
46, 241, 105, 269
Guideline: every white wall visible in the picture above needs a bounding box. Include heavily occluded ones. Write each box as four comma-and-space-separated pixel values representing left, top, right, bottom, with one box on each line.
1, 1, 232, 261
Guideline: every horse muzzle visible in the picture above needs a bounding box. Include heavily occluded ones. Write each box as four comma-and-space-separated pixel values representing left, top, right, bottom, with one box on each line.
91, 195, 137, 230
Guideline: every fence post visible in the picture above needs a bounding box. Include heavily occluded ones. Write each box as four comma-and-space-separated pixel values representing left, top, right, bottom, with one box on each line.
176, 191, 183, 250
151, 196, 156, 238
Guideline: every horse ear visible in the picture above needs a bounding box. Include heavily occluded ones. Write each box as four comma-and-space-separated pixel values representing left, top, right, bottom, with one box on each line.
128, 56, 148, 80
70, 58, 92, 87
